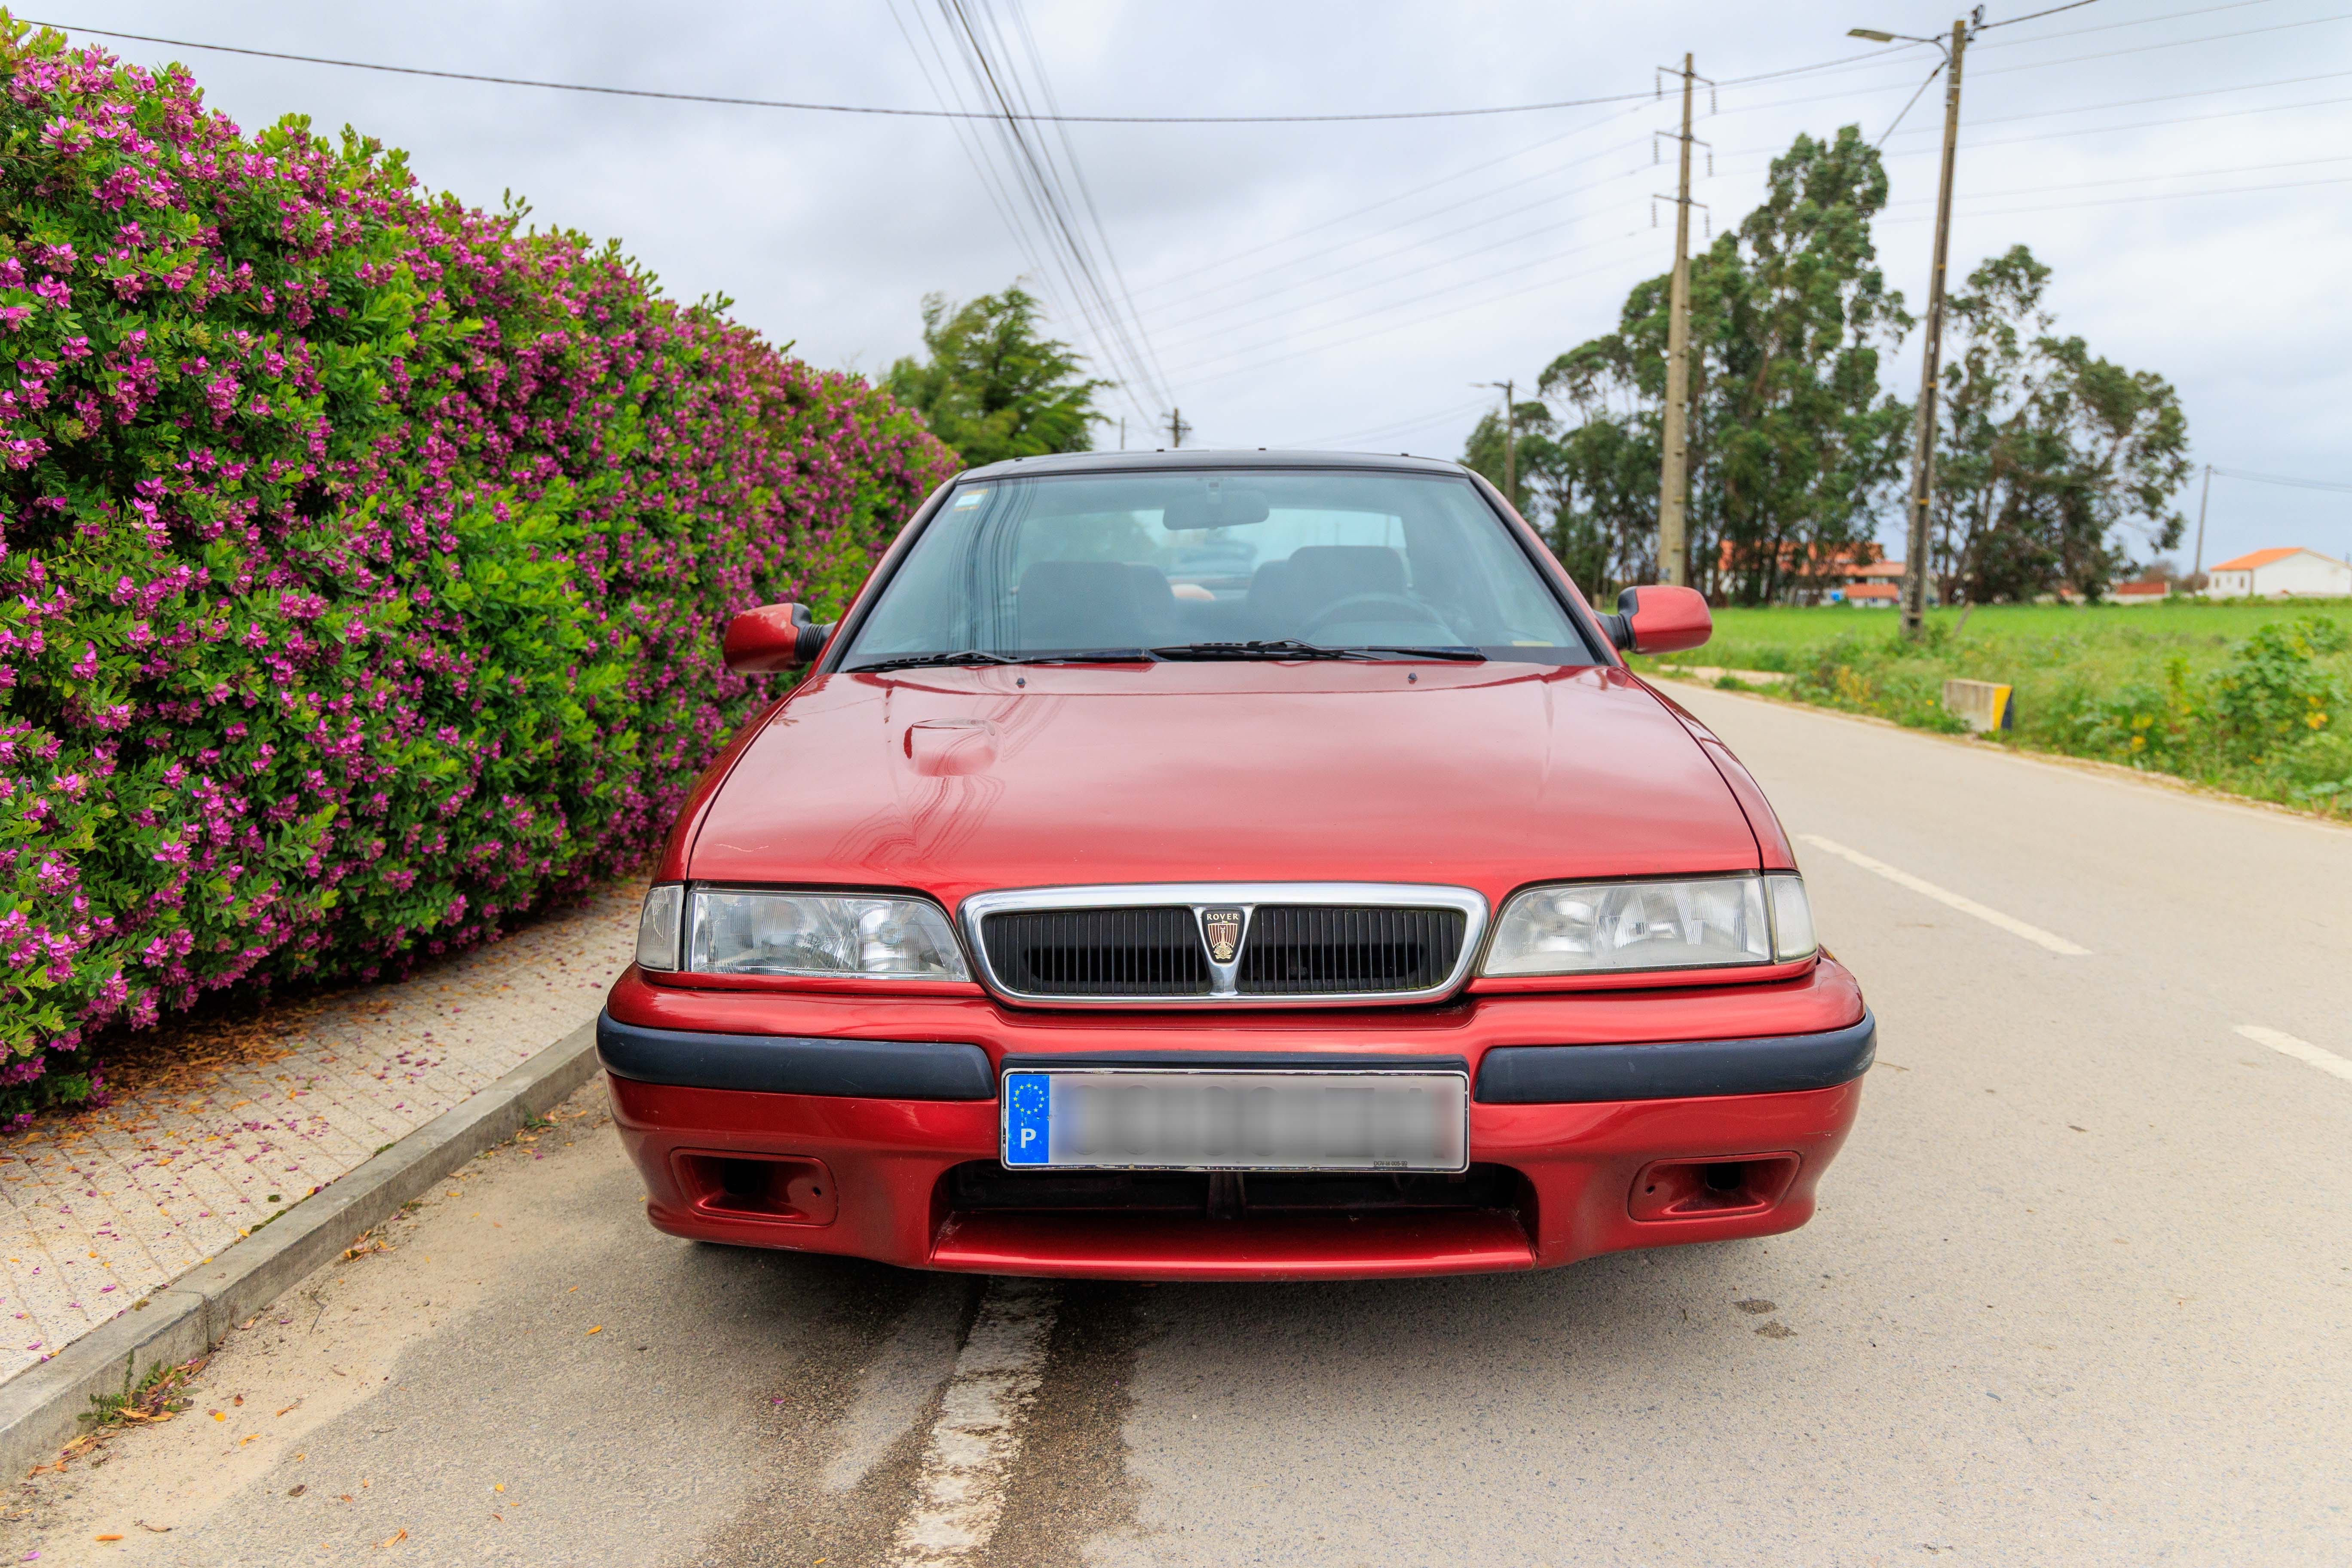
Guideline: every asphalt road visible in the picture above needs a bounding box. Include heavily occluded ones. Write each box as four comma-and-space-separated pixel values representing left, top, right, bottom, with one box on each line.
9, 684, 2349, 1567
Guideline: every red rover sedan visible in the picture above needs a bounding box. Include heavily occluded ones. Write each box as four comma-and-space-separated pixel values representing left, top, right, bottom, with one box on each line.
600, 450, 1871, 1280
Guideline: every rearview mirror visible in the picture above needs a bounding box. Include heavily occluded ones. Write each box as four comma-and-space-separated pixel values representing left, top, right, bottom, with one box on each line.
1605, 585, 1711, 655
1160, 485, 1271, 531
723, 602, 833, 673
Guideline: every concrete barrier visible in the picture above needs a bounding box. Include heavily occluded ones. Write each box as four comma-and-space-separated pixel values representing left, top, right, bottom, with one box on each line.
1942, 678, 2015, 733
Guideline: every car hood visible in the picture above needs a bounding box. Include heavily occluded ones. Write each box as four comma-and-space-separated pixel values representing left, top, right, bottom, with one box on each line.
687, 662, 1761, 909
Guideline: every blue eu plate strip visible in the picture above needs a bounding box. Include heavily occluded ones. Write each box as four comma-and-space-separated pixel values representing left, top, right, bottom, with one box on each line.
1002, 1072, 1052, 1165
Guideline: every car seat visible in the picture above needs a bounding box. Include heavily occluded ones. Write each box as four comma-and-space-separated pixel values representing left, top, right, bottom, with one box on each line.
1015, 560, 1176, 649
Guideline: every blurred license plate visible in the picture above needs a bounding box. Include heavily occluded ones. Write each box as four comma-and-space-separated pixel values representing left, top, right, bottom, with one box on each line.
999, 1069, 1469, 1172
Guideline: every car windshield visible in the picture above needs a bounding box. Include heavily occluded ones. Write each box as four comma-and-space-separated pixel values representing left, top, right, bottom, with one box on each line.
840, 468, 1593, 666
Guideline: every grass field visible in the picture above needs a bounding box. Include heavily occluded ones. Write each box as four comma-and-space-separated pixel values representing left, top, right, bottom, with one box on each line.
1632, 599, 2352, 819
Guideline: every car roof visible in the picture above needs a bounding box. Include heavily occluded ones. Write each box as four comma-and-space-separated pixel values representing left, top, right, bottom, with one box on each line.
956, 447, 1470, 481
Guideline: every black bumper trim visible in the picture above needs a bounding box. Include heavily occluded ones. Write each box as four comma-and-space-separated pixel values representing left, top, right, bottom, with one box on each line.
1473, 1013, 1875, 1104
596, 1012, 994, 1101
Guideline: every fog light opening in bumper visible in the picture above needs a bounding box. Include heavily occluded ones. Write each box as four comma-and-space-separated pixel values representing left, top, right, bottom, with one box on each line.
1628, 1152, 1800, 1222
673, 1150, 839, 1226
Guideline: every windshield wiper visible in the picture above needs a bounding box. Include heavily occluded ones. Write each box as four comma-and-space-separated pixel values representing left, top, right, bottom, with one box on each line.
1355, 645, 1487, 662
845, 648, 1152, 674
1151, 640, 1485, 663
1152, 640, 1354, 661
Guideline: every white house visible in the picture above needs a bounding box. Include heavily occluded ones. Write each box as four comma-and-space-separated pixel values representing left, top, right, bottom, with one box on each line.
2202, 547, 2352, 598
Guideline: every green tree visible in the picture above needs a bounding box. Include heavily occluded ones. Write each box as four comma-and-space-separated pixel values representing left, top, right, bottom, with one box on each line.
1464, 401, 1657, 596
1511, 128, 1914, 603
1932, 245, 2191, 604
882, 284, 1108, 466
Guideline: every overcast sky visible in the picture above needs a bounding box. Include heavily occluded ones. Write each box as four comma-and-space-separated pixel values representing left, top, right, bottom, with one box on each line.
51, 0, 2352, 569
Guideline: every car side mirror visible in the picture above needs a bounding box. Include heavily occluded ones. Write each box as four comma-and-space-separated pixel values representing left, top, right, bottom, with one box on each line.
1603, 585, 1712, 655
723, 602, 833, 673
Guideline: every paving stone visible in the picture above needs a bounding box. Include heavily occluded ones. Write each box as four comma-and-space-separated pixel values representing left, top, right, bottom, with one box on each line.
0, 882, 640, 1386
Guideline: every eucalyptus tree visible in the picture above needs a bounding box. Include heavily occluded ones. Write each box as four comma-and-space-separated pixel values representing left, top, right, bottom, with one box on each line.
883, 285, 1109, 467
1932, 245, 2191, 604
1504, 128, 1914, 603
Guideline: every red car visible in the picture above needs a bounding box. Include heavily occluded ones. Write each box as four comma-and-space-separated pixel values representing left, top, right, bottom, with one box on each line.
601, 451, 1870, 1280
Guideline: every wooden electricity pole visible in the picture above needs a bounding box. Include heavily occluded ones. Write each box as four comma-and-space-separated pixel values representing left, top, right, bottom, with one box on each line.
1655, 54, 1706, 588
1899, 18, 1972, 639
1480, 379, 1518, 503
2192, 462, 2212, 576
1166, 407, 1190, 448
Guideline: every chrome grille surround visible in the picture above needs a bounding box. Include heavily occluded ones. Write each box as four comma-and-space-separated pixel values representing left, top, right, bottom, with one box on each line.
960, 883, 1489, 1007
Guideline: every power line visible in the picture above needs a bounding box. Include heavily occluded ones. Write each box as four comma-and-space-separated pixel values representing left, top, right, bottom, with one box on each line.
998, 0, 1174, 406
1167, 232, 1651, 389
1194, 10, 2352, 367
2210, 466, 2352, 493
1715, 86, 2352, 164
1972, 9, 2351, 77
1705, 8, 2345, 112
1874, 62, 1949, 148
80, 10, 2265, 127
1880, 170, 2352, 219
1981, 0, 2107, 28
1144, 162, 1651, 349
1978, 0, 2264, 40
1125, 104, 1655, 302
900, 0, 1170, 425
1279, 397, 1496, 450
884, 6, 1052, 288
1962, 90, 2352, 145
1885, 150, 2352, 204
25, 15, 1668, 123
1913, 64, 2352, 131
1128, 6, 2252, 342
1158, 227, 1641, 380
883, 0, 1141, 431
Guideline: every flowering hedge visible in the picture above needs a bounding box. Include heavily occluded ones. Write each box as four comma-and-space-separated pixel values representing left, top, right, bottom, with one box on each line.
0, 22, 957, 1118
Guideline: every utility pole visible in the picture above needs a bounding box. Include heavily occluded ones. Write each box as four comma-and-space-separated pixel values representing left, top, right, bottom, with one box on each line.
2192, 462, 2212, 576
1478, 379, 1517, 505
1119, 416, 1126, 451
1166, 407, 1190, 449
1883, 12, 1978, 639
1654, 55, 1709, 588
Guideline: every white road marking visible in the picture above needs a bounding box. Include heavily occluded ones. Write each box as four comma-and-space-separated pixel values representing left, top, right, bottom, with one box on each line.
825, 1280, 967, 1493
1797, 833, 2091, 956
888, 1277, 1060, 1565
2235, 1024, 2352, 1085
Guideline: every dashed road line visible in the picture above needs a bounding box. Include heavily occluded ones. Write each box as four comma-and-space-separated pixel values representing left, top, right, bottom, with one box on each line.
888, 1276, 1060, 1566
2235, 1024, 2352, 1084
1798, 833, 2091, 956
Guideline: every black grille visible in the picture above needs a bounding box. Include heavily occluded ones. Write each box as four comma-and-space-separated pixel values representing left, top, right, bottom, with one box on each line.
1237, 906, 1466, 996
982, 907, 1212, 996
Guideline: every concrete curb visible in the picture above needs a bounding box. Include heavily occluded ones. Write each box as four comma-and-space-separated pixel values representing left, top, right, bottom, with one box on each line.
0, 1017, 602, 1482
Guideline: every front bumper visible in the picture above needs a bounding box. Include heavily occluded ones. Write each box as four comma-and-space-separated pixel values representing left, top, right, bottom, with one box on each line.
600, 961, 1871, 1280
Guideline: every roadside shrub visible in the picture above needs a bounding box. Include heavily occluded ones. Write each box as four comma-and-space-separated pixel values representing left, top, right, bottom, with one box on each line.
2067, 617, 2346, 775
2204, 616, 2346, 760
0, 24, 956, 1118
1785, 631, 1967, 733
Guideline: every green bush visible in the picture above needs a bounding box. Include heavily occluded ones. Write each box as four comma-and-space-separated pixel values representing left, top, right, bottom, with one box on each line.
1651, 604, 2352, 818
0, 26, 956, 1120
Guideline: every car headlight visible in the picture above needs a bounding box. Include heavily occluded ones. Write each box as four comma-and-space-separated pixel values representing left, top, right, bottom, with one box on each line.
1482, 873, 1815, 976
634, 886, 970, 980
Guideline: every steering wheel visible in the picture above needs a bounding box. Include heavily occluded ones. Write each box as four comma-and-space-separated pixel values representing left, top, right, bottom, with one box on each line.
1302, 592, 1454, 637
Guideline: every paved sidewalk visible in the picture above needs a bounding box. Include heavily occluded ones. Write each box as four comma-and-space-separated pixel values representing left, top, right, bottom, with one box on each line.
0, 884, 641, 1387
